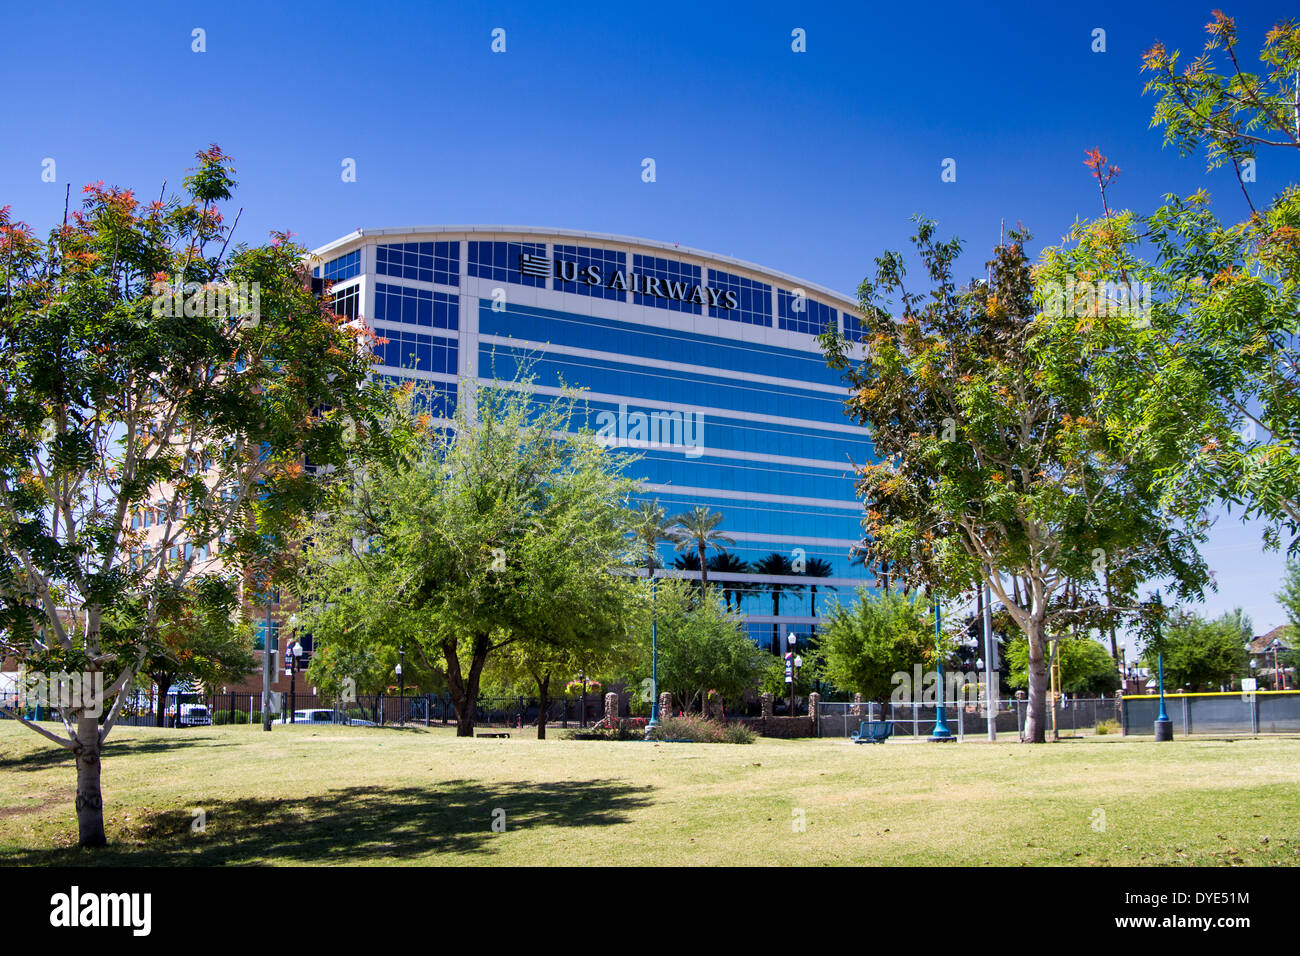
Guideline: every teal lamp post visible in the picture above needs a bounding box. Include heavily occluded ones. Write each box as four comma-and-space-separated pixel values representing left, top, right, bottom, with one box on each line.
1152, 591, 1173, 742
647, 575, 659, 731
930, 595, 955, 741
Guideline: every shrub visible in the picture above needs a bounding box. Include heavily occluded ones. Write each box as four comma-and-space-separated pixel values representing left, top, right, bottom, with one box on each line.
1094, 719, 1119, 736
646, 714, 753, 744
722, 722, 756, 744
565, 717, 647, 741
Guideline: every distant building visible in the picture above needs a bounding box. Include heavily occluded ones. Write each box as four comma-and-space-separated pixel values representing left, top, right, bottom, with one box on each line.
1249, 626, 1294, 689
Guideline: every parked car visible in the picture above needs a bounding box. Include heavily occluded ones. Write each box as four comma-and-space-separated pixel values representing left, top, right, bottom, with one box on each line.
292, 709, 376, 727
175, 703, 212, 727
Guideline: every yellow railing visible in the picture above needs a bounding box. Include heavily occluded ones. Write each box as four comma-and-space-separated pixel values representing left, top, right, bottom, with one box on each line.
1122, 689, 1299, 700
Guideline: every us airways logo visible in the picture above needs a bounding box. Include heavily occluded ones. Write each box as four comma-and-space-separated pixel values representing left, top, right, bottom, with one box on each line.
519, 254, 738, 310
49, 886, 151, 936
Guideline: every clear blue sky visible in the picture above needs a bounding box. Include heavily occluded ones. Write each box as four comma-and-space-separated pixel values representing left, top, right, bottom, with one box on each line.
2, 0, 1294, 634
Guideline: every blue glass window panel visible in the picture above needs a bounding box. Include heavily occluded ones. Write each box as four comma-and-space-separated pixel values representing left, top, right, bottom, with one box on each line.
374, 284, 457, 330
376, 241, 459, 287
574, 397, 867, 465
467, 241, 546, 287
322, 250, 360, 283
707, 269, 772, 326
778, 288, 864, 341
478, 345, 849, 447
778, 288, 834, 336
373, 329, 458, 374
632, 254, 702, 314
478, 300, 842, 389
377, 375, 458, 419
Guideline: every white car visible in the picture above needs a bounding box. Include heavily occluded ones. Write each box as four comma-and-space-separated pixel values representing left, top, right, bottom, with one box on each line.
177, 703, 211, 727
292, 708, 377, 727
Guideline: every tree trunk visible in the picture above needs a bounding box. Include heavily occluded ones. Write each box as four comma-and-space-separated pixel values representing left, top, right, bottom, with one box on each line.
74, 717, 107, 847
771, 589, 781, 653
444, 634, 490, 737
698, 543, 708, 590
536, 670, 550, 740
152, 672, 172, 728
1024, 616, 1048, 743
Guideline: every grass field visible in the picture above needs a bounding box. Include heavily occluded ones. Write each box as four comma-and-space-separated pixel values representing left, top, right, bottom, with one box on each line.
1, 721, 1298, 866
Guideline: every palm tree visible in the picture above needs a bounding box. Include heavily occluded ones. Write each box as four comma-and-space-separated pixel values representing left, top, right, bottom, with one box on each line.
707, 552, 751, 611
671, 506, 733, 592
631, 499, 682, 581
673, 552, 703, 595
754, 552, 805, 654
803, 557, 835, 635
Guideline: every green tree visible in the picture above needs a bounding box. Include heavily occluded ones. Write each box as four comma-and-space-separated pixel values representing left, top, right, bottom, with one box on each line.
635, 577, 766, 713
0, 148, 382, 847
820, 589, 933, 706
760, 644, 823, 700
294, 378, 647, 736
631, 499, 682, 579
820, 223, 1208, 742
106, 574, 254, 727
1039, 15, 1300, 552
671, 506, 733, 592
1139, 608, 1251, 691
1006, 635, 1120, 696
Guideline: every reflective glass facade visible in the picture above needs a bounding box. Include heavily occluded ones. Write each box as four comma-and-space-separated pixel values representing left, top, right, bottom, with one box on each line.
315, 228, 873, 649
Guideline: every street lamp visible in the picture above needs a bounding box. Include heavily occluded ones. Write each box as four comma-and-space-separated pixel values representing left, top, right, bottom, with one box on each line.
1271, 638, 1285, 691
648, 575, 660, 731
784, 632, 802, 716
1152, 591, 1173, 742
396, 648, 405, 727
931, 596, 954, 741
289, 640, 303, 723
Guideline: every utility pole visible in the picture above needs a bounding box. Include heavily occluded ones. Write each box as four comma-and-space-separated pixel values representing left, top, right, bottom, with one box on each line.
261, 602, 273, 731
982, 571, 996, 742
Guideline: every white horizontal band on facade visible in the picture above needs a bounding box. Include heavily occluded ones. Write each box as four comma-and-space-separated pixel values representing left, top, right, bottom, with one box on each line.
648, 568, 863, 587
558, 431, 855, 475
639, 482, 863, 512
518, 383, 872, 438
723, 531, 861, 548
477, 334, 848, 397
742, 616, 829, 626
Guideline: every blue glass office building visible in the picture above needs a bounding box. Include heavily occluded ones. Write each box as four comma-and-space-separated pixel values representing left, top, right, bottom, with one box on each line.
311, 228, 872, 651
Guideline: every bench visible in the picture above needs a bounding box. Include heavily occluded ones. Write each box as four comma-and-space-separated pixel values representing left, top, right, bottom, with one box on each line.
476, 732, 510, 738
851, 720, 894, 744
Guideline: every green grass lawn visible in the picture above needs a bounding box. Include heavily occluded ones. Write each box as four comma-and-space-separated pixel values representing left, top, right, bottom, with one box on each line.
1, 721, 1298, 866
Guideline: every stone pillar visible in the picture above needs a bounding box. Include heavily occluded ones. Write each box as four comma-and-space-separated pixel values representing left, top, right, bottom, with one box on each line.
760, 692, 774, 718
808, 692, 820, 724
851, 693, 865, 718
658, 692, 672, 719
604, 692, 618, 724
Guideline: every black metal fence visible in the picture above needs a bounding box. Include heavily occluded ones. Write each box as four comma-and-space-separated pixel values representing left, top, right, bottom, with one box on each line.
2, 689, 612, 730
115, 692, 608, 729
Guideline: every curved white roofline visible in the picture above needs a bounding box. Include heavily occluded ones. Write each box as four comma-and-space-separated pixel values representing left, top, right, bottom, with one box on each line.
309, 225, 859, 311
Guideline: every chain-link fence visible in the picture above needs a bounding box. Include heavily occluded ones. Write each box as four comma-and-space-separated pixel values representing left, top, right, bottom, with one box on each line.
818, 698, 1123, 739
1121, 691, 1300, 735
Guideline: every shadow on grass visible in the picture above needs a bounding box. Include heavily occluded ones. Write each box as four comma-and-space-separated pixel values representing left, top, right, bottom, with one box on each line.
0, 778, 654, 865
0, 733, 246, 773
